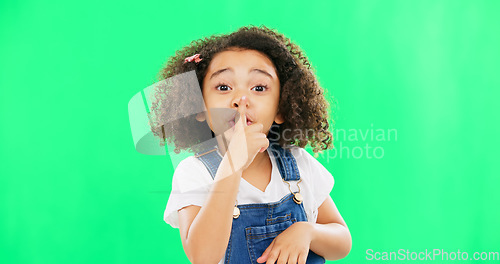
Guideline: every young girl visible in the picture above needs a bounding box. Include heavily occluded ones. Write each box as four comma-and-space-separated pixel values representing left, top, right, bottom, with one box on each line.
152, 26, 351, 264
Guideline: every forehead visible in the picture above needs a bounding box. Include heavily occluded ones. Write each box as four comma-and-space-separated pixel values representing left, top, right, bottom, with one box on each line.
207, 49, 278, 77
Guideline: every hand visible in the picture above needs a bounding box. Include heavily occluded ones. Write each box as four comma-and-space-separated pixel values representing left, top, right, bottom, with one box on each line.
223, 96, 269, 173
257, 222, 314, 264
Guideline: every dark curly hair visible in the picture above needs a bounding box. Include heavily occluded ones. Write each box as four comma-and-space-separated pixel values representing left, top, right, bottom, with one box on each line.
149, 25, 334, 154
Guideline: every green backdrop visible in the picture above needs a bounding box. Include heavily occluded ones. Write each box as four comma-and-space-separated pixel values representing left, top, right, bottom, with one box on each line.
1, 0, 499, 263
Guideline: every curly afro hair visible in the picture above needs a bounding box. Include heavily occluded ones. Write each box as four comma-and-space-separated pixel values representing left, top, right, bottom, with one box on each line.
149, 25, 334, 154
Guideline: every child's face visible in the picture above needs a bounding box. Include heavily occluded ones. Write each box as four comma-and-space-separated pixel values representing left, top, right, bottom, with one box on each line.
199, 48, 284, 139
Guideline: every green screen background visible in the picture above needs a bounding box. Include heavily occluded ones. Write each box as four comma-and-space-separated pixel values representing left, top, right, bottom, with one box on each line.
1, 0, 499, 263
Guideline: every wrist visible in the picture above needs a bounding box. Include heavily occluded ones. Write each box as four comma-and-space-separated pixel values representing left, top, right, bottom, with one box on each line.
215, 157, 243, 181
295, 221, 316, 243
222, 154, 245, 175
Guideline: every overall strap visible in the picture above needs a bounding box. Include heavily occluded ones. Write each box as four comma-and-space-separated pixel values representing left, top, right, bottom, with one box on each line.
194, 146, 223, 180
267, 141, 301, 181
194, 139, 301, 181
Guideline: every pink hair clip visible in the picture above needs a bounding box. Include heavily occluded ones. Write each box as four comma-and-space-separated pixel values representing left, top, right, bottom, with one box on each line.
184, 54, 202, 64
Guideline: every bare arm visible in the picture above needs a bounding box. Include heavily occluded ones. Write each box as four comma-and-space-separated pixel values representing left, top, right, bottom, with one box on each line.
177, 97, 269, 264
308, 196, 352, 260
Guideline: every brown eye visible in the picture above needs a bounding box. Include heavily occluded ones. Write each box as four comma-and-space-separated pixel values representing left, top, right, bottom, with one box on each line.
251, 85, 267, 92
216, 85, 231, 91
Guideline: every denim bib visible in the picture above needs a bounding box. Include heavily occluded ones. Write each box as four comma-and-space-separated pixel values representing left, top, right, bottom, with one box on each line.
194, 140, 325, 264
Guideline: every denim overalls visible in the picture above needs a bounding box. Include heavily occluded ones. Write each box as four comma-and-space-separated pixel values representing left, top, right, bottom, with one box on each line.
194, 139, 325, 264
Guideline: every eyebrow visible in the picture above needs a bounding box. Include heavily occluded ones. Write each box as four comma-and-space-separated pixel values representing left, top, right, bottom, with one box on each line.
209, 68, 274, 80
250, 68, 274, 79
209, 68, 232, 80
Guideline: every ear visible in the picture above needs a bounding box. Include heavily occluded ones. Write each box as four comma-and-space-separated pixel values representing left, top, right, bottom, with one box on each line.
274, 113, 284, 124
195, 112, 206, 122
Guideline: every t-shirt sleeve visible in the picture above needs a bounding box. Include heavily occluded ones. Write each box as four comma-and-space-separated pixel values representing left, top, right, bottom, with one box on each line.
297, 147, 335, 209
163, 156, 213, 228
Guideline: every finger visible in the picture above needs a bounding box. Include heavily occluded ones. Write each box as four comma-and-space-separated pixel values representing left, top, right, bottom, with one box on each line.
276, 252, 287, 264
259, 137, 269, 152
236, 96, 247, 128
266, 249, 280, 264
247, 122, 264, 133
257, 240, 274, 263
298, 251, 307, 264
248, 134, 268, 153
287, 251, 299, 264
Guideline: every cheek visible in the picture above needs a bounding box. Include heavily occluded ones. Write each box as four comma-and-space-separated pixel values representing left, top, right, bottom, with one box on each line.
204, 97, 228, 111
200, 86, 215, 106
201, 93, 217, 109
267, 94, 280, 112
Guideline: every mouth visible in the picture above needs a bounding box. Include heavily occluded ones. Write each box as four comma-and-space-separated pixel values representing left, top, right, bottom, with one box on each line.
228, 113, 253, 127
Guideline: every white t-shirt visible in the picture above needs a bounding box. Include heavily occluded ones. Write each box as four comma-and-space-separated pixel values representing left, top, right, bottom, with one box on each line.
163, 146, 335, 228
